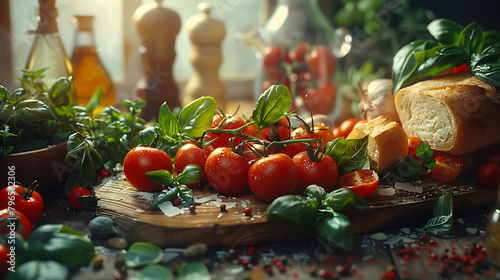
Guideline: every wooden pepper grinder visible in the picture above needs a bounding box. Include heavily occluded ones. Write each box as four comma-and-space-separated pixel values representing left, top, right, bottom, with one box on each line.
183, 3, 226, 110
133, 0, 180, 121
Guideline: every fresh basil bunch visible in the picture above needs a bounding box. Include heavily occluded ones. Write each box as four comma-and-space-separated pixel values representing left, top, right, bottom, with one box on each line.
392, 18, 500, 94
267, 186, 369, 251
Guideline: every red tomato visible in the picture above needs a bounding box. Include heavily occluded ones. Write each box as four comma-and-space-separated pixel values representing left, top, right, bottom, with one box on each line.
0, 208, 32, 240
279, 143, 307, 158
431, 154, 464, 183
256, 117, 291, 142
288, 42, 308, 63
123, 146, 173, 192
263, 46, 286, 79
407, 136, 423, 159
97, 168, 113, 184
0, 185, 44, 225
304, 81, 337, 115
0, 243, 9, 277
68, 186, 92, 211
307, 45, 336, 80
207, 114, 247, 149
291, 124, 335, 147
476, 163, 500, 187
174, 143, 214, 188
292, 152, 339, 194
248, 154, 299, 202
205, 147, 249, 195
338, 169, 379, 198
334, 118, 361, 139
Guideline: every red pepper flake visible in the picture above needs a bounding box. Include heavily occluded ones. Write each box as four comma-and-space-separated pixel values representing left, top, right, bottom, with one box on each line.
365, 258, 378, 264
244, 207, 252, 216
265, 265, 273, 275
402, 269, 411, 277
427, 260, 435, 266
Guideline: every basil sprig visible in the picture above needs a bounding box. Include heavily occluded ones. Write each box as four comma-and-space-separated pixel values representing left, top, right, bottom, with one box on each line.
324, 136, 369, 175
267, 186, 368, 251
423, 192, 453, 236
392, 18, 500, 94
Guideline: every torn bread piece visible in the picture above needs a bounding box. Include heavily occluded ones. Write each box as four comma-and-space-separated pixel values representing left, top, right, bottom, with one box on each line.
395, 72, 500, 155
347, 116, 408, 174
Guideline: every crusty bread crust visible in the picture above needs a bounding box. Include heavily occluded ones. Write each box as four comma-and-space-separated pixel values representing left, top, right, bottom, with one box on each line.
395, 72, 500, 155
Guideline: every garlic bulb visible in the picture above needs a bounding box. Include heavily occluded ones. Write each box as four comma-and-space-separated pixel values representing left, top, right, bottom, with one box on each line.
358, 79, 400, 123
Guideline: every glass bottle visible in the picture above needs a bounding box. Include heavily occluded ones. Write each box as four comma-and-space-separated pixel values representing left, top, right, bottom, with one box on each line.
70, 15, 116, 111
24, 0, 73, 87
486, 186, 500, 267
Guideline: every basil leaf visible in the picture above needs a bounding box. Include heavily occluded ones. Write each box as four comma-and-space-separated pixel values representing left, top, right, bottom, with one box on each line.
471, 44, 500, 87
458, 22, 484, 57
483, 30, 500, 48
178, 262, 211, 280
28, 224, 95, 268
0, 85, 9, 100
423, 192, 453, 236
149, 187, 179, 210
146, 170, 174, 186
176, 164, 202, 185
177, 184, 194, 207
323, 136, 368, 174
380, 156, 423, 186
6, 260, 69, 280
140, 264, 173, 280
48, 77, 72, 106
178, 97, 216, 138
158, 102, 180, 137
316, 213, 354, 252
0, 103, 14, 126
415, 141, 436, 168
266, 195, 319, 227
427, 19, 462, 45
85, 87, 103, 112
252, 84, 291, 128
415, 45, 467, 79
322, 188, 368, 212
14, 100, 55, 123
124, 242, 163, 268
304, 185, 326, 202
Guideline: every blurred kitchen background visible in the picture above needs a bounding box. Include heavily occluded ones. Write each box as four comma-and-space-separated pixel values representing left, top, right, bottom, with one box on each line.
0, 0, 498, 120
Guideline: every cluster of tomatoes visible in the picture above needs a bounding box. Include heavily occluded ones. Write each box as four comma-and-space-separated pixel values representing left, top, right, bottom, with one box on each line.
261, 43, 337, 115
123, 114, 382, 204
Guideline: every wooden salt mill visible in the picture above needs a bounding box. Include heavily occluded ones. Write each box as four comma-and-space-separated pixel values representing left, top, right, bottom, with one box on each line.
183, 3, 226, 109
133, 0, 180, 121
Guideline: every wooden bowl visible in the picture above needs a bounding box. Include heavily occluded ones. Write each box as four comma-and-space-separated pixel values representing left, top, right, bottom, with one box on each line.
0, 141, 70, 194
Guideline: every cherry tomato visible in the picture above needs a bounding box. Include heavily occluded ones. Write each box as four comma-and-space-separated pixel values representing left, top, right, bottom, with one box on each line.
407, 136, 423, 159
291, 123, 335, 148
0, 184, 44, 225
0, 208, 32, 240
476, 163, 500, 187
288, 42, 308, 63
0, 243, 9, 277
482, 145, 500, 166
68, 186, 92, 211
97, 168, 113, 184
205, 147, 249, 195
123, 146, 173, 192
338, 169, 379, 198
431, 154, 464, 183
207, 114, 247, 149
174, 143, 214, 188
292, 152, 339, 194
256, 117, 291, 142
263, 46, 286, 79
248, 154, 299, 203
307, 45, 336, 80
334, 118, 361, 139
279, 142, 307, 158
304, 81, 337, 115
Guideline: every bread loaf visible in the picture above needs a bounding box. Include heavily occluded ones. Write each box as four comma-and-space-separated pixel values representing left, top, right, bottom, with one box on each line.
347, 116, 408, 174
395, 72, 500, 155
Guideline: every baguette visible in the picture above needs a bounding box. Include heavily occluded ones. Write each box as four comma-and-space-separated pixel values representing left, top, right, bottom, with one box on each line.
395, 72, 500, 155
347, 116, 408, 174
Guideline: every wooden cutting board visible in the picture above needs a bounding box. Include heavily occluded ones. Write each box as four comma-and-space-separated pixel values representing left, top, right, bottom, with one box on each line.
95, 178, 497, 247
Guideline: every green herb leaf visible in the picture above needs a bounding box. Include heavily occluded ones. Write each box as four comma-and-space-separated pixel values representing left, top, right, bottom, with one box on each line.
177, 184, 194, 207
483, 31, 500, 48
178, 97, 216, 138
415, 141, 436, 168
324, 136, 368, 174
176, 164, 202, 185
304, 185, 326, 202
158, 102, 180, 137
85, 87, 103, 113
458, 22, 484, 57
427, 19, 462, 45
6, 260, 69, 280
316, 213, 354, 252
0, 103, 14, 126
252, 85, 291, 128
48, 77, 72, 106
14, 100, 55, 123
178, 262, 211, 280
139, 264, 173, 280
266, 195, 319, 227
423, 192, 453, 236
146, 170, 174, 186
149, 187, 179, 210
124, 242, 163, 268
322, 188, 369, 212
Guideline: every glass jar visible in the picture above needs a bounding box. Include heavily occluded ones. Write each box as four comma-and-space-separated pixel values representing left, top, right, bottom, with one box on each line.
241, 0, 351, 120
70, 15, 116, 112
